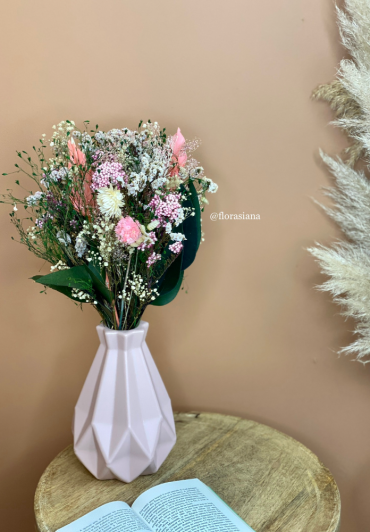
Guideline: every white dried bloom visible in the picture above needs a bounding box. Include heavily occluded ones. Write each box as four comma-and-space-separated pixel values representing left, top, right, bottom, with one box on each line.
56, 231, 71, 246
97, 186, 124, 219
75, 233, 87, 258
204, 177, 218, 193
71, 288, 92, 302
50, 261, 69, 272
170, 232, 186, 241
26, 191, 44, 205
147, 220, 160, 231
126, 273, 159, 302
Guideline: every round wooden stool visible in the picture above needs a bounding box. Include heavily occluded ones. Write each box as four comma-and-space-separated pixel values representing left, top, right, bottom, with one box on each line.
34, 412, 341, 532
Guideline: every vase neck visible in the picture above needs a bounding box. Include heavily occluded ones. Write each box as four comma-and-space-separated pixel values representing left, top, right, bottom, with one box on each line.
96, 321, 149, 350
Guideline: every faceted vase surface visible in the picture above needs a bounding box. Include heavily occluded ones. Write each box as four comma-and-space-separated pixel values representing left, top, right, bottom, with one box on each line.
73, 321, 176, 483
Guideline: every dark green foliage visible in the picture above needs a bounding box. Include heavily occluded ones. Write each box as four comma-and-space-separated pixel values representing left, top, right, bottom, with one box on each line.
32, 266, 92, 291
85, 262, 113, 303
151, 253, 184, 306
181, 181, 202, 270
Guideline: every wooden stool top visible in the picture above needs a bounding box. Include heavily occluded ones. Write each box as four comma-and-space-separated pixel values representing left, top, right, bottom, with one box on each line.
34, 412, 340, 532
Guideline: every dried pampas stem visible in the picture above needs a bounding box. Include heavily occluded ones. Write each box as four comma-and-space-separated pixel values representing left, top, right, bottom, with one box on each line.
310, 0, 370, 363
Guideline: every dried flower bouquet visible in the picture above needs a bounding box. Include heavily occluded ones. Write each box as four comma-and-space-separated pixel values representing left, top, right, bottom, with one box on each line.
1, 120, 217, 330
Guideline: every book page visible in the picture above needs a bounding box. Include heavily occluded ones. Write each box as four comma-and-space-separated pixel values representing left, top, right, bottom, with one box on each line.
56, 501, 152, 532
132, 479, 255, 532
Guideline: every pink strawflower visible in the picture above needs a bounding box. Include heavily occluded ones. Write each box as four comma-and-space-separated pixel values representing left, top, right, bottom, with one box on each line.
169, 127, 187, 176
91, 162, 127, 191
146, 252, 161, 267
115, 216, 141, 245
169, 242, 183, 254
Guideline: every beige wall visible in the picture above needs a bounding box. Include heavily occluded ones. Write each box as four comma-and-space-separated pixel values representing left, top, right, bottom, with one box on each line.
1, 0, 369, 530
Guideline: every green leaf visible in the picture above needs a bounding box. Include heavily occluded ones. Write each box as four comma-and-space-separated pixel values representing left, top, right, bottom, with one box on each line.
84, 263, 113, 303
151, 253, 183, 306
31, 275, 77, 301
151, 269, 184, 306
31, 266, 92, 292
181, 181, 201, 270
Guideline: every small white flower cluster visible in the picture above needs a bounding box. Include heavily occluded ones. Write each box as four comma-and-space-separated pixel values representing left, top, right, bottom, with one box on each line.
26, 191, 44, 206
86, 249, 104, 265
126, 171, 148, 196
174, 207, 185, 227
91, 219, 117, 264
50, 261, 69, 272
75, 233, 87, 258
126, 273, 159, 302
49, 120, 76, 151
71, 288, 92, 302
170, 232, 186, 242
27, 225, 39, 241
41, 167, 68, 188
204, 177, 218, 194
80, 132, 93, 153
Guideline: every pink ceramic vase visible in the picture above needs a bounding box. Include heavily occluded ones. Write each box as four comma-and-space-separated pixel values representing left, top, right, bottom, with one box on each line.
73, 321, 176, 483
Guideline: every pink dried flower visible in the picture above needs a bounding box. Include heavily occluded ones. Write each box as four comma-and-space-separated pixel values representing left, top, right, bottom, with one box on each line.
146, 252, 161, 267
169, 127, 187, 176
68, 140, 86, 167
115, 216, 141, 245
169, 242, 183, 254
148, 193, 182, 226
91, 162, 126, 191
67, 141, 95, 216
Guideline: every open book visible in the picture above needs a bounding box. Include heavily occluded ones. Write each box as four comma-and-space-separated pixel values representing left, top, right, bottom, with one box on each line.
57, 479, 255, 532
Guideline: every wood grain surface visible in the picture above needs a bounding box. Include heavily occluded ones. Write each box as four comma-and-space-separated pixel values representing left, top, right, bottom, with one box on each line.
34, 412, 341, 532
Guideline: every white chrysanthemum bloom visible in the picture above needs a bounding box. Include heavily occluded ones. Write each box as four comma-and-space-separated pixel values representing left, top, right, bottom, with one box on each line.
97, 186, 124, 218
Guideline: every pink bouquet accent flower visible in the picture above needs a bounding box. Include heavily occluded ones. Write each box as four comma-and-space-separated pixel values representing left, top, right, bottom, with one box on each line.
148, 193, 182, 226
146, 252, 161, 267
170, 128, 187, 176
169, 242, 183, 254
67, 140, 94, 216
91, 162, 126, 191
115, 216, 142, 245
68, 140, 86, 167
